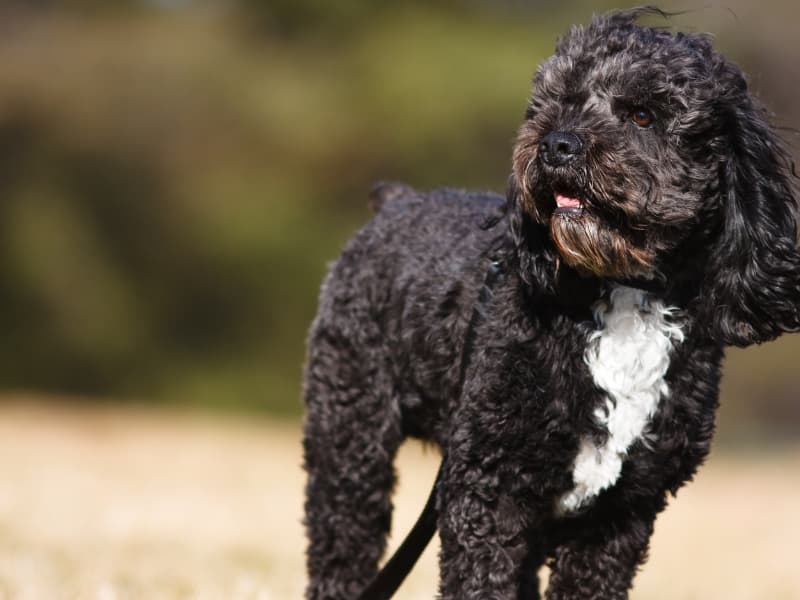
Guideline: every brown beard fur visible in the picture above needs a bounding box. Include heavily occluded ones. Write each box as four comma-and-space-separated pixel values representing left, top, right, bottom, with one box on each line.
550, 212, 655, 279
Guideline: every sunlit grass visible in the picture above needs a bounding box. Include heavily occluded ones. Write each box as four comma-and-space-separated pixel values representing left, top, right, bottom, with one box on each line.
0, 398, 798, 598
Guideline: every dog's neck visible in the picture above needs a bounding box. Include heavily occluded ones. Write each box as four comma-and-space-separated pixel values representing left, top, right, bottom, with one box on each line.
536, 257, 673, 310
552, 265, 604, 306
508, 213, 672, 306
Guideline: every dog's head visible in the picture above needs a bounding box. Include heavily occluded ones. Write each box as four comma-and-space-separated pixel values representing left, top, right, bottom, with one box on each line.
509, 7, 800, 346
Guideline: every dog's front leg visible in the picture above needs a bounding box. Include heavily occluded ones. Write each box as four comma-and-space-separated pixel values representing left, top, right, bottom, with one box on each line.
435, 386, 553, 600
544, 502, 659, 600
437, 459, 540, 600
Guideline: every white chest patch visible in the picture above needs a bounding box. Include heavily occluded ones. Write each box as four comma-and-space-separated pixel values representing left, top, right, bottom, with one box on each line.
557, 285, 684, 515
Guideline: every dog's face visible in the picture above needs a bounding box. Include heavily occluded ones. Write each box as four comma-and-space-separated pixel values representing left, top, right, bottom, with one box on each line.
509, 8, 800, 345
513, 10, 740, 279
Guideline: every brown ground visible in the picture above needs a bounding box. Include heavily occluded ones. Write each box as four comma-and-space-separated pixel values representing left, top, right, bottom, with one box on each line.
0, 399, 798, 599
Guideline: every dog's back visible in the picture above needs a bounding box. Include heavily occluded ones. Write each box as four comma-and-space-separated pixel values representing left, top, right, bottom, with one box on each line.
307, 185, 507, 418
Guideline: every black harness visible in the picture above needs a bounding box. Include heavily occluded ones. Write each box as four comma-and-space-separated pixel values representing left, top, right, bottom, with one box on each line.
356, 257, 505, 600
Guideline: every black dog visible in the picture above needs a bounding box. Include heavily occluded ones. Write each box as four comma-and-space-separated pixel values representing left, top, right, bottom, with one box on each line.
302, 8, 800, 599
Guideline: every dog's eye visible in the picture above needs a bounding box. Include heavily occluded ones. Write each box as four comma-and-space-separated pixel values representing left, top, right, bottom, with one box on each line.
631, 107, 654, 128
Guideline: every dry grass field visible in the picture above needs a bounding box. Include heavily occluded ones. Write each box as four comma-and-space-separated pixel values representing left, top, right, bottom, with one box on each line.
0, 399, 799, 599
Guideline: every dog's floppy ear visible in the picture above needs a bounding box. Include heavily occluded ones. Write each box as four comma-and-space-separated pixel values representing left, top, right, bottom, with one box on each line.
703, 86, 800, 347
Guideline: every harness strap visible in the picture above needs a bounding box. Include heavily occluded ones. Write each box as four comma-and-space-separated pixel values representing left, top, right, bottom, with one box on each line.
356, 257, 505, 600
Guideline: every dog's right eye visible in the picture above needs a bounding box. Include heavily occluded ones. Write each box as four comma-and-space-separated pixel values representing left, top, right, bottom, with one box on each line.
630, 107, 655, 128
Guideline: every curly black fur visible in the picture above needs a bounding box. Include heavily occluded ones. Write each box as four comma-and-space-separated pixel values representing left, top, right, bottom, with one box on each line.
302, 8, 800, 599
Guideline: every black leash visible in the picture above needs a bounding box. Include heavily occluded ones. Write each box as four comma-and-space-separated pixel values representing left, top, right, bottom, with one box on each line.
356, 257, 505, 600
354, 463, 443, 600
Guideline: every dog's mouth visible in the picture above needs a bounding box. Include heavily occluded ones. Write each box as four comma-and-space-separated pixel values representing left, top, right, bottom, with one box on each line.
549, 184, 587, 218
554, 192, 583, 215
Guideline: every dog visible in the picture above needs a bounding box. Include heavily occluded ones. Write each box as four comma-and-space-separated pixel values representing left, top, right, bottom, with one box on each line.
302, 7, 800, 599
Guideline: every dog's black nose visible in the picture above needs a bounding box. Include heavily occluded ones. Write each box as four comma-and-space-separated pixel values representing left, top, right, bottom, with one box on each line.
539, 131, 583, 166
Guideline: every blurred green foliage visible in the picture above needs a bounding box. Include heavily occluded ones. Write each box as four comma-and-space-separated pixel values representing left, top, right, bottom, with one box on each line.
0, 0, 798, 436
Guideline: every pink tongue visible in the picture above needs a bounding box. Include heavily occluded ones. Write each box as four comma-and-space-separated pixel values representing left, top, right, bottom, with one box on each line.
556, 194, 582, 209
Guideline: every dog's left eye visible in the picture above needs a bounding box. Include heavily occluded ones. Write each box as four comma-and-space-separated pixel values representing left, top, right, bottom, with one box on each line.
631, 107, 654, 128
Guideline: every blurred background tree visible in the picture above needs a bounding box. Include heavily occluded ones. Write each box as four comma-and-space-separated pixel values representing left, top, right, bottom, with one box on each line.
0, 0, 797, 439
